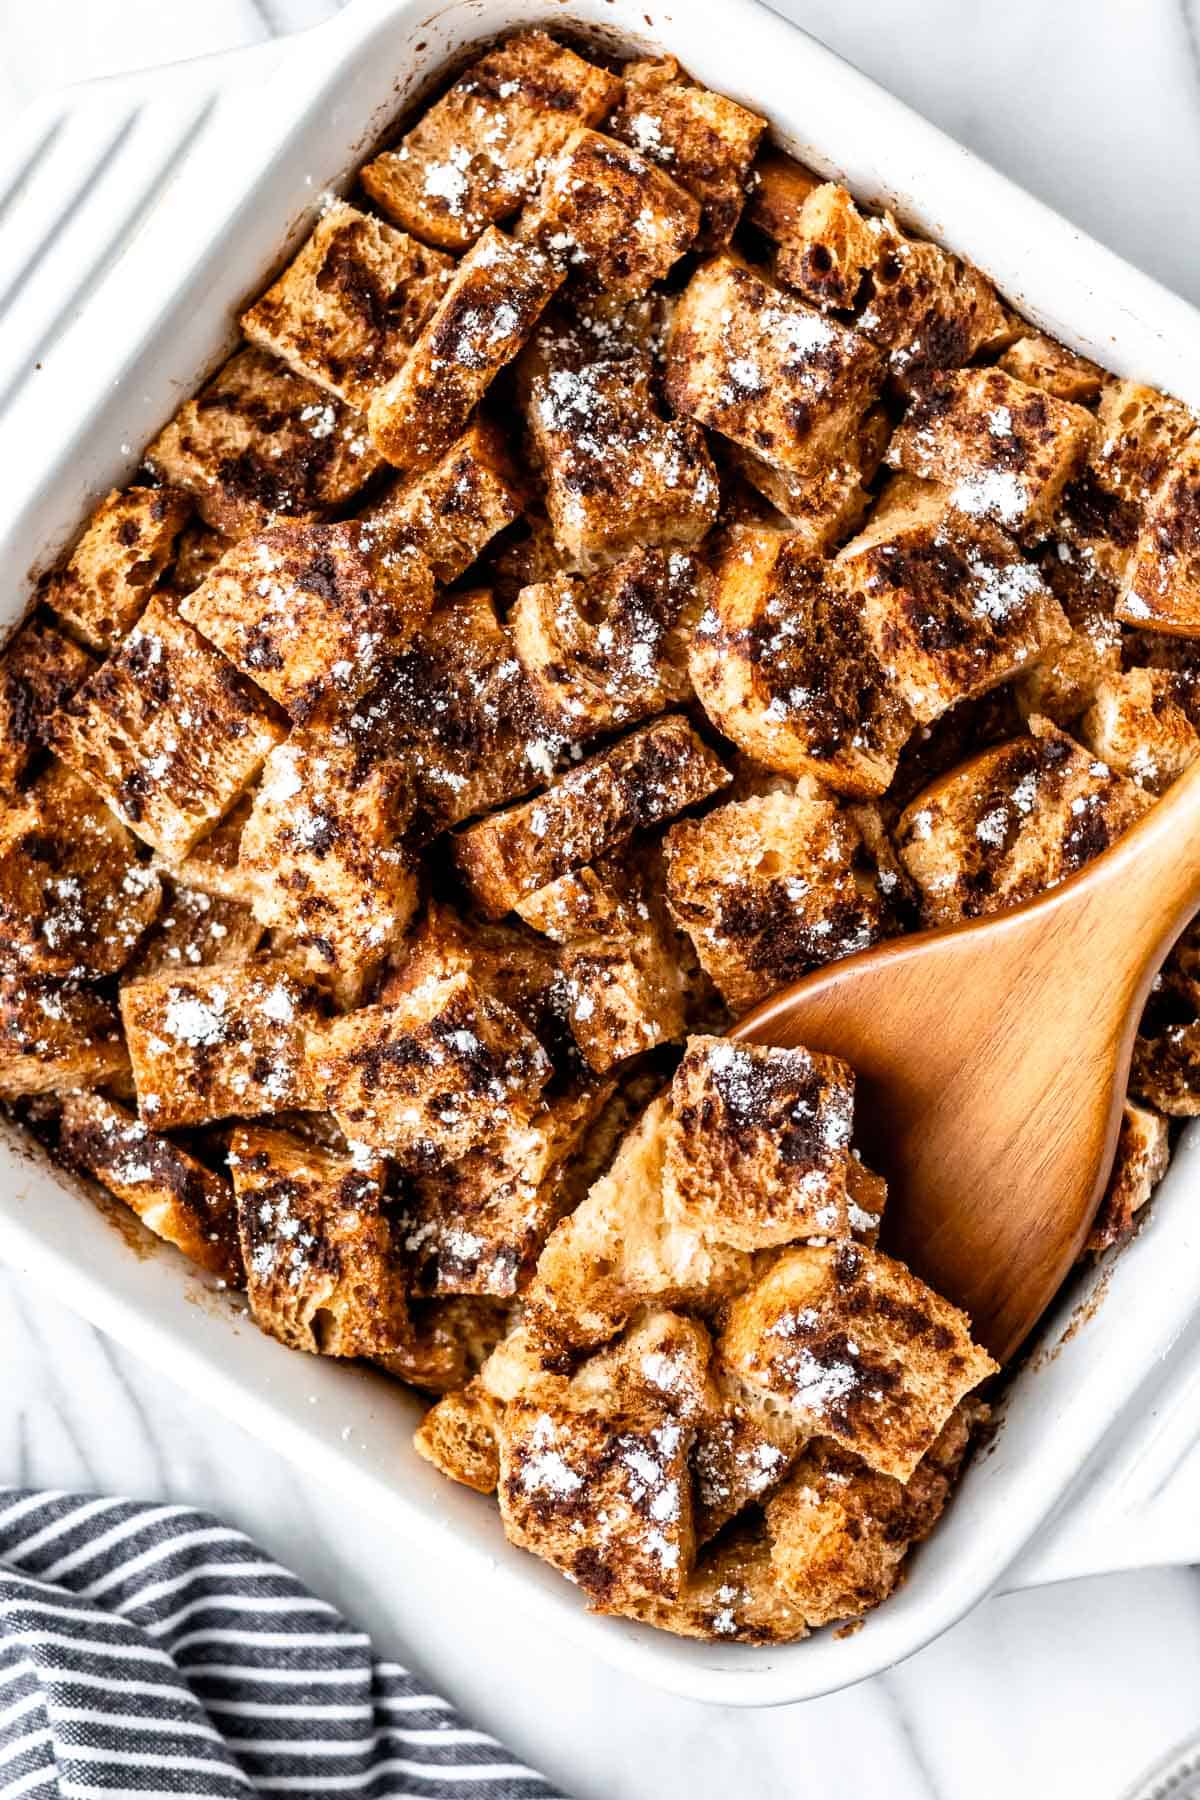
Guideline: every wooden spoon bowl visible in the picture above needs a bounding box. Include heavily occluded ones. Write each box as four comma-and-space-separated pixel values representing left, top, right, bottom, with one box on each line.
732, 755, 1200, 1363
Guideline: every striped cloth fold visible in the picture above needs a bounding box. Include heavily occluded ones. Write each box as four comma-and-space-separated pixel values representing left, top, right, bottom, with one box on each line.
0, 1489, 562, 1800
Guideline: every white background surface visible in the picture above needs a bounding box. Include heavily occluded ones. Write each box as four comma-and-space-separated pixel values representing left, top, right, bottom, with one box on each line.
3, 2, 1200, 1795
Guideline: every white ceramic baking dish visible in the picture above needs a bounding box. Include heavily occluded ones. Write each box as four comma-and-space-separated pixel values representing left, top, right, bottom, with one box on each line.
3, 0, 1200, 1709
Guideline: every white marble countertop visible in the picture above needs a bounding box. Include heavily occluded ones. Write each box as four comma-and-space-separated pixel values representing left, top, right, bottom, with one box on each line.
4, 3, 1200, 1796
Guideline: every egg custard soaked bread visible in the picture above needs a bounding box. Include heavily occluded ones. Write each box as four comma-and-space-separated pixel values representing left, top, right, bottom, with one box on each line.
8, 27, 1199, 1644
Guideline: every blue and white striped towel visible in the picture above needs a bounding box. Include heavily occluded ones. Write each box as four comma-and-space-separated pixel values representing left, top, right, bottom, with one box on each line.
0, 1489, 562, 1799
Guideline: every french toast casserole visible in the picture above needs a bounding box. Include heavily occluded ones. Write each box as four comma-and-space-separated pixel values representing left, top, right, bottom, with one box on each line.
5, 27, 1200, 1645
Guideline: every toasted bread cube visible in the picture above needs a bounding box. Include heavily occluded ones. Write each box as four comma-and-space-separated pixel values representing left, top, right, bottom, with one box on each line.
497, 1380, 697, 1607
689, 526, 914, 798
46, 597, 285, 862
837, 477, 1070, 726
166, 794, 257, 906
229, 1123, 403, 1355
125, 883, 263, 981
999, 334, 1103, 404
59, 1090, 240, 1283
764, 1405, 977, 1625
1014, 550, 1123, 725
180, 523, 433, 724
454, 715, 730, 918
144, 348, 383, 539
690, 1377, 805, 1542
509, 548, 702, 737
381, 1295, 509, 1396
0, 973, 129, 1097
1116, 441, 1200, 634
719, 1244, 996, 1480
608, 58, 765, 250
665, 255, 884, 477
524, 1095, 754, 1356
722, 406, 886, 554
400, 1081, 612, 1296
1081, 667, 1200, 793
631, 1516, 808, 1642
516, 128, 699, 302
165, 521, 231, 598
663, 1036, 854, 1249
367, 229, 563, 470
0, 762, 161, 978
1134, 923, 1200, 1116
0, 621, 94, 795
752, 176, 891, 312
886, 367, 1095, 539
348, 589, 561, 828
854, 228, 1013, 377
1057, 380, 1199, 582
306, 971, 551, 1162
238, 733, 417, 1008
516, 857, 688, 1072
896, 717, 1151, 927
120, 958, 319, 1128
522, 330, 719, 569
358, 418, 522, 585
663, 788, 887, 1011
1087, 1099, 1170, 1252
40, 486, 191, 653
746, 151, 820, 245
415, 1382, 503, 1492
240, 201, 452, 411
361, 32, 622, 252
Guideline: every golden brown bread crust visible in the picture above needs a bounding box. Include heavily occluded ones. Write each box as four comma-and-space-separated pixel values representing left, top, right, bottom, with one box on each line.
414, 1380, 503, 1491
0, 621, 94, 795
144, 348, 382, 539
125, 882, 264, 982
361, 32, 622, 252
358, 418, 523, 585
379, 1296, 510, 1397
0, 972, 129, 1098
1116, 440, 1200, 635
1081, 667, 1200, 794
1015, 548, 1124, 726
39, 486, 192, 653
1000, 334, 1104, 404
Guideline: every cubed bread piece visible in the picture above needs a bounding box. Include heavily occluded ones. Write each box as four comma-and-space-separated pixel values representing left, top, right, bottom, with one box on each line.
380, 1296, 509, 1396
752, 175, 891, 312
360, 31, 622, 251
39, 486, 191, 652
368, 229, 563, 469
454, 715, 730, 917
999, 334, 1103, 404
662, 1036, 854, 1249
1133, 923, 1200, 1116
836, 477, 1070, 726
240, 201, 452, 410
523, 1095, 754, 1356
229, 1123, 404, 1355
509, 548, 703, 737
690, 1377, 805, 1542
238, 733, 418, 1008
745, 150, 820, 247
414, 1381, 503, 1492
515, 856, 688, 1072
348, 588, 562, 828
628, 1518, 808, 1643
165, 521, 231, 598
896, 717, 1152, 927
497, 1378, 697, 1608
166, 794, 256, 905
665, 255, 883, 477
1081, 667, 1200, 793
886, 367, 1095, 538
357, 418, 523, 585
0, 621, 94, 794
59, 1090, 240, 1283
764, 1404, 977, 1625
854, 228, 1013, 377
608, 57, 765, 250
722, 406, 887, 554
125, 883, 263, 981
0, 973, 129, 1098
689, 526, 914, 798
1057, 379, 1199, 582
120, 958, 320, 1128
1014, 549, 1123, 725
663, 787, 887, 1010
45, 597, 285, 862
516, 127, 699, 301
521, 326, 719, 569
180, 523, 433, 724
306, 971, 551, 1162
1087, 1099, 1170, 1253
400, 1081, 612, 1296
0, 762, 161, 977
1116, 440, 1200, 634
144, 348, 383, 539
719, 1244, 996, 1480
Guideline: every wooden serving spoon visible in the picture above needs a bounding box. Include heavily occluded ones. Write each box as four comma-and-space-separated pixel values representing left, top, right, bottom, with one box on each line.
731, 754, 1200, 1364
